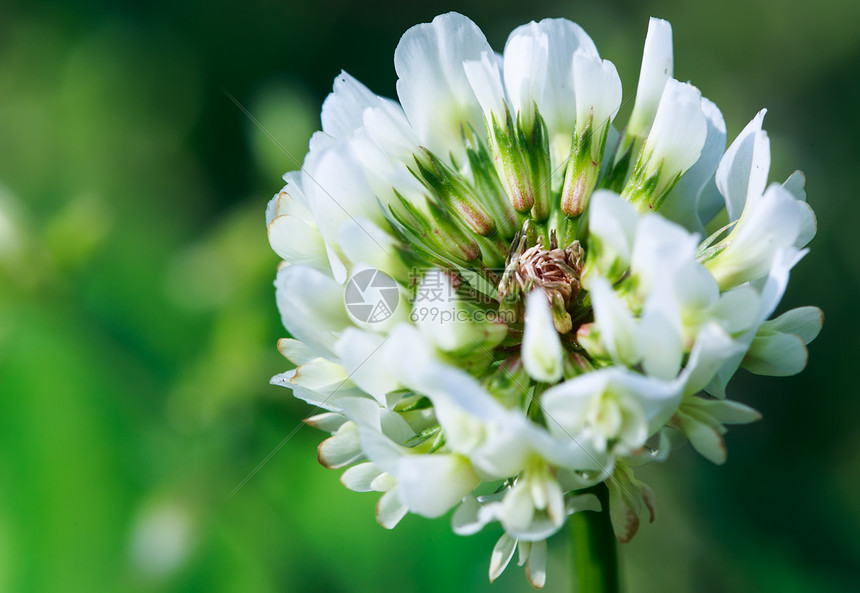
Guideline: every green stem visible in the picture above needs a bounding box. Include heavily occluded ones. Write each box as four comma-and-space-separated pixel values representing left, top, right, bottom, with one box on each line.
569, 483, 619, 593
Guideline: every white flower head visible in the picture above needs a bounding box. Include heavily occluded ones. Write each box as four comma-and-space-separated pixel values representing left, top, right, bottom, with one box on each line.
266, 11, 820, 588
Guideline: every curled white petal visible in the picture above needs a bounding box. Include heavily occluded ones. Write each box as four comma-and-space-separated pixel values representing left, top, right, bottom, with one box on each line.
572, 51, 622, 142
626, 18, 673, 139
660, 97, 727, 232
642, 79, 707, 180
715, 109, 770, 222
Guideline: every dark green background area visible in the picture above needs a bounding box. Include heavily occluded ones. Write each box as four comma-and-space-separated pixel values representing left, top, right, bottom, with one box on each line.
0, 0, 857, 591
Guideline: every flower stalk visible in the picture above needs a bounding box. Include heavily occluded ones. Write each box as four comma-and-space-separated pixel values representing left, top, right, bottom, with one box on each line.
569, 484, 619, 593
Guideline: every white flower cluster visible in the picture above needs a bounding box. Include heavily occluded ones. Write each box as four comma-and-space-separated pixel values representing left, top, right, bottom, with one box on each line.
266, 13, 820, 588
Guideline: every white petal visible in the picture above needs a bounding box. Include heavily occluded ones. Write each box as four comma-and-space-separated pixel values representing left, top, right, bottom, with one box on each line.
267, 214, 327, 266
452, 496, 487, 535
757, 247, 807, 322
794, 200, 817, 248
269, 182, 312, 221
568, 493, 602, 514
607, 468, 640, 542
688, 398, 761, 424
335, 329, 400, 405
274, 264, 349, 358
763, 306, 823, 344
370, 472, 397, 492
705, 247, 806, 396
489, 533, 517, 582
337, 396, 416, 448
707, 184, 807, 289
782, 170, 807, 201
396, 454, 480, 517
317, 422, 363, 469
525, 539, 547, 589
270, 359, 363, 409
379, 409, 417, 445
643, 80, 707, 179
338, 217, 405, 278
349, 132, 423, 203
586, 190, 639, 276
545, 479, 565, 525
320, 71, 381, 139
631, 212, 699, 295
502, 481, 536, 532
618, 371, 683, 433
276, 337, 321, 365
627, 18, 673, 138
265, 193, 279, 227
340, 462, 383, 492
302, 134, 387, 245
682, 322, 746, 396
277, 171, 314, 216
586, 275, 638, 365
660, 97, 727, 232
522, 290, 564, 383
468, 427, 531, 478
715, 109, 770, 222
395, 12, 490, 160
304, 412, 347, 433
274, 358, 348, 394
516, 539, 531, 566
361, 100, 421, 165
638, 297, 683, 380
339, 414, 404, 475
502, 24, 548, 129
573, 51, 622, 138
742, 331, 808, 376
463, 51, 506, 124
429, 393, 488, 456
376, 488, 408, 529
677, 410, 726, 464
266, 186, 327, 267
711, 285, 760, 335
324, 240, 347, 285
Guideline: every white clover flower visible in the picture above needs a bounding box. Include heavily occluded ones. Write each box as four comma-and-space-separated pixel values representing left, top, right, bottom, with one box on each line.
266, 12, 821, 588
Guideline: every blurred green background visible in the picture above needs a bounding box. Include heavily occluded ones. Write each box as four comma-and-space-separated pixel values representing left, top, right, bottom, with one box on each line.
1, 0, 858, 591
